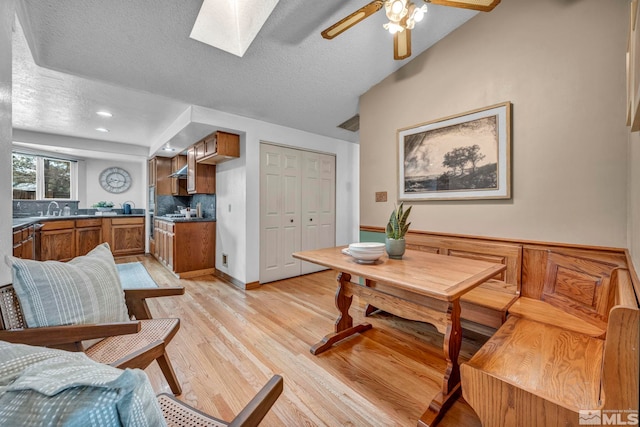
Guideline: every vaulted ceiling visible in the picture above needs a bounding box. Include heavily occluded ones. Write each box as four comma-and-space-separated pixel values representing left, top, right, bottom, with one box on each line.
13, 0, 476, 155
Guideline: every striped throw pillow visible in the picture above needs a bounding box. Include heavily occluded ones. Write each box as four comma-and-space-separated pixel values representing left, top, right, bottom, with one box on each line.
6, 243, 129, 328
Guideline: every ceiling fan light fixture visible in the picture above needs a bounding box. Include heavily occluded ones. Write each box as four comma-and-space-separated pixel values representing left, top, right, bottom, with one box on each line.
404, 3, 427, 29
385, 0, 408, 23
384, 22, 404, 34
412, 4, 427, 22
390, 0, 405, 14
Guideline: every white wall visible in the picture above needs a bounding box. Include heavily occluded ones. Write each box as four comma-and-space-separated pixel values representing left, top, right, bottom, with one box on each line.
359, 0, 628, 248
191, 106, 359, 284
82, 158, 147, 209
1, 2, 14, 285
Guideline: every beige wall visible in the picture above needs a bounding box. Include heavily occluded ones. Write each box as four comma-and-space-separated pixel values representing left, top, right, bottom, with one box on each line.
629, 132, 640, 268
360, 0, 628, 247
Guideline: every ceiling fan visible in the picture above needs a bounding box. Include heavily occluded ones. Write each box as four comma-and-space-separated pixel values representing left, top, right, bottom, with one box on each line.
321, 0, 501, 60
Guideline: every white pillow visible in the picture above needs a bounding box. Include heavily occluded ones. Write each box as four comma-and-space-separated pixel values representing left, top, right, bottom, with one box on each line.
6, 243, 130, 328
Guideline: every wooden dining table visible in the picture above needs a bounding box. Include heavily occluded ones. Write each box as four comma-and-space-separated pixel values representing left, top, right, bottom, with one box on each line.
293, 246, 506, 427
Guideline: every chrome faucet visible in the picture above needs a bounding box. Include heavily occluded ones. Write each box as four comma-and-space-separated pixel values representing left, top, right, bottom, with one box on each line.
46, 201, 59, 216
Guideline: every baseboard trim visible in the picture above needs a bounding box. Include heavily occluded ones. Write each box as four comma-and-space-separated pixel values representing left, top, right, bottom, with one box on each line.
176, 268, 215, 279
214, 269, 260, 290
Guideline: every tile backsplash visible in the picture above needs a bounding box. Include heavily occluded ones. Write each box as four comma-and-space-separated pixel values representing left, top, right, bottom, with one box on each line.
156, 194, 216, 219
13, 200, 145, 217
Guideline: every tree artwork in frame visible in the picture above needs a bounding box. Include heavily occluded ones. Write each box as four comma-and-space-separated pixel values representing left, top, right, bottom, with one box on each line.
398, 102, 511, 201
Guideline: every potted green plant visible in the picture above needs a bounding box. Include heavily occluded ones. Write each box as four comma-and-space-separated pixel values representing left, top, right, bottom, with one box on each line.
93, 201, 115, 212
385, 202, 412, 259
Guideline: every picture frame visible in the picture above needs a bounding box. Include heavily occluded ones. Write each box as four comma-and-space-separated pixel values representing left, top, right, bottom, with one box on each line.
398, 101, 512, 201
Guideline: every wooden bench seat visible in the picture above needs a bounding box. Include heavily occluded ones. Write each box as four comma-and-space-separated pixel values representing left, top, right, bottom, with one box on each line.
460, 280, 518, 331
461, 263, 639, 427
404, 233, 522, 330
462, 316, 604, 413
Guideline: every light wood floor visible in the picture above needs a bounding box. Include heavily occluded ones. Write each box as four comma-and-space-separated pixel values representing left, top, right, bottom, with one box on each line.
119, 255, 485, 427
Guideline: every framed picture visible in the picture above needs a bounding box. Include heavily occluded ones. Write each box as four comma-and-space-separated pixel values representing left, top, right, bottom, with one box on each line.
398, 102, 511, 201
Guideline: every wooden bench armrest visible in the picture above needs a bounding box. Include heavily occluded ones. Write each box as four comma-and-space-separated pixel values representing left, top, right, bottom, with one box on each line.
124, 287, 185, 320
229, 375, 284, 427
601, 306, 639, 411
613, 268, 638, 307
0, 321, 141, 350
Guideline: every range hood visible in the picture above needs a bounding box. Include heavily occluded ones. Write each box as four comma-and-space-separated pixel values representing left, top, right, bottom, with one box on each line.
169, 164, 188, 178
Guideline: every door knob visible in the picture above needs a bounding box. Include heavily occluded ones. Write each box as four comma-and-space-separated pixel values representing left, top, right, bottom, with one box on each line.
309, 218, 313, 221
290, 219, 294, 223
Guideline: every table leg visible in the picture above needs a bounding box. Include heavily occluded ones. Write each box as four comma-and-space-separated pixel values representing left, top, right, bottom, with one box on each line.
364, 279, 380, 317
418, 299, 462, 427
310, 272, 372, 355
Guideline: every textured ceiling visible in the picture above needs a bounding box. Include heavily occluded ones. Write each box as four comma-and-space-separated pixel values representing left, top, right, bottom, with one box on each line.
14, 0, 476, 150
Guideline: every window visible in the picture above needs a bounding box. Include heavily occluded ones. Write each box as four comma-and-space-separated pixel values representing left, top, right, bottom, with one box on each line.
12, 152, 77, 200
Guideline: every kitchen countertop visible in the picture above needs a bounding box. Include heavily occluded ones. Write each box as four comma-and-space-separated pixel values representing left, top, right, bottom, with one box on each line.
12, 214, 146, 230
154, 216, 216, 223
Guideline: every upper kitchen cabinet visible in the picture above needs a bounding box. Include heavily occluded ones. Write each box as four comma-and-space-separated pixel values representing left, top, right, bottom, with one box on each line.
196, 131, 240, 165
171, 154, 188, 196
187, 146, 215, 194
149, 156, 172, 195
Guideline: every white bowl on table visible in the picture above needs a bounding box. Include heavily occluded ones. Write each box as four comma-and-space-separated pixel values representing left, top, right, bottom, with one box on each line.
346, 242, 385, 263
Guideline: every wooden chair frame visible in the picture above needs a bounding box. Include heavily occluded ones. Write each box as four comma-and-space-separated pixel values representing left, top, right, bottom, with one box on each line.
0, 283, 186, 395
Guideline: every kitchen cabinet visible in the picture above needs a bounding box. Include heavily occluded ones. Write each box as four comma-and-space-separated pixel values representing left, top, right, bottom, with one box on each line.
153, 219, 174, 270
197, 131, 240, 165
195, 140, 206, 160
76, 218, 103, 256
13, 224, 35, 260
149, 156, 172, 195
170, 154, 188, 196
153, 218, 215, 278
32, 217, 145, 261
105, 217, 145, 256
187, 146, 215, 194
37, 220, 76, 261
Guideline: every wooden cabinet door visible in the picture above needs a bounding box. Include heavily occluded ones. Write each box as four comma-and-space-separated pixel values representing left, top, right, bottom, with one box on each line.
76, 226, 103, 256
166, 224, 175, 270
187, 147, 196, 193
153, 220, 163, 261
171, 155, 187, 196
155, 157, 172, 196
75, 218, 103, 256
204, 133, 217, 156
108, 218, 145, 256
195, 140, 206, 160
40, 229, 75, 261
20, 236, 34, 260
148, 158, 156, 186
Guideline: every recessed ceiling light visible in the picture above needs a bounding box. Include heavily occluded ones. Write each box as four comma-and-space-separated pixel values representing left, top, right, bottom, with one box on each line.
163, 147, 176, 152
95, 127, 110, 132
96, 111, 113, 117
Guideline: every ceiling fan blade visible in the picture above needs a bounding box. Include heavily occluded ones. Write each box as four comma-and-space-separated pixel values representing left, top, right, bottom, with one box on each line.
321, 0, 384, 39
426, 0, 501, 12
394, 28, 412, 60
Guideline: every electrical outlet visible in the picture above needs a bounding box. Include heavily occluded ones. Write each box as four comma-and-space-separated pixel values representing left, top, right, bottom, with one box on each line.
222, 253, 228, 267
375, 191, 387, 202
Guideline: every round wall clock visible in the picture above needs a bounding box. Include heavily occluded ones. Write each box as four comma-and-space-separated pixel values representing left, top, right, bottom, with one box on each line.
99, 167, 132, 193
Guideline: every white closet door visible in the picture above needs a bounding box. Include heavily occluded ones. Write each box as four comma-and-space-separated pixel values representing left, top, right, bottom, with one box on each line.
301, 151, 336, 274
259, 144, 301, 283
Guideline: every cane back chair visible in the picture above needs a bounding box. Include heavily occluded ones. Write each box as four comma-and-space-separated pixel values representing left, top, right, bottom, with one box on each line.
0, 283, 185, 395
